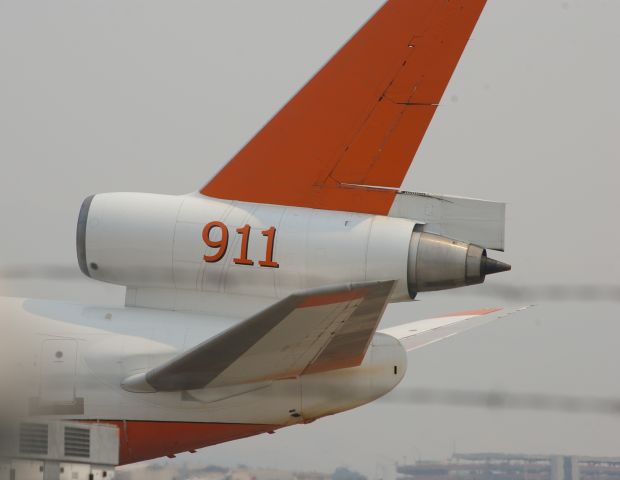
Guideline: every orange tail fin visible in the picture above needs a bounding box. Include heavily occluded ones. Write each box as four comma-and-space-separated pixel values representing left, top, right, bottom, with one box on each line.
202, 0, 487, 215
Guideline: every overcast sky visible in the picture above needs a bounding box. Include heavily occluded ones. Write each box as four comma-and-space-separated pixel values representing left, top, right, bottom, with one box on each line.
1, 0, 619, 476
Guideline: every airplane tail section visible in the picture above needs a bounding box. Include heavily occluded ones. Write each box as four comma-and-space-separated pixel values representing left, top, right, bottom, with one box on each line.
201, 0, 487, 215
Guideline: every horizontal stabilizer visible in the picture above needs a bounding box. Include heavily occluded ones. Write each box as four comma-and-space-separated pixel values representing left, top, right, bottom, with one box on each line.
122, 281, 395, 393
380, 306, 529, 351
389, 191, 506, 251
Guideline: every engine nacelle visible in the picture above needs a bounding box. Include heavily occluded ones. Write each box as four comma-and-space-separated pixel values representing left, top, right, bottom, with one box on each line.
77, 193, 509, 302
407, 232, 509, 294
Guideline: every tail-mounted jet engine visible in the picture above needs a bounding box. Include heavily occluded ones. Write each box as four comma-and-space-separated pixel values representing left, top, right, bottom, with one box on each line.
76, 193, 510, 303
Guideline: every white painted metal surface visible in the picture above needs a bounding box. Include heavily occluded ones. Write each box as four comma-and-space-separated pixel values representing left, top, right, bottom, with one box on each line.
81, 193, 416, 309
380, 307, 529, 352
0, 296, 404, 426
0, 296, 516, 429
389, 191, 506, 251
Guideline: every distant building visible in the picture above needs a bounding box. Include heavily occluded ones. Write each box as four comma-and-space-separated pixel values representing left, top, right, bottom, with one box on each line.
397, 453, 620, 480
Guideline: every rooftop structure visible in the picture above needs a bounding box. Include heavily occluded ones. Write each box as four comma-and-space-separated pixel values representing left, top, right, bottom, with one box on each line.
397, 452, 620, 480
0, 420, 119, 480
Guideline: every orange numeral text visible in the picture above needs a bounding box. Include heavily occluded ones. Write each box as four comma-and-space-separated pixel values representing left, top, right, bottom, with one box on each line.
233, 224, 254, 265
202, 223, 279, 268
259, 227, 279, 268
202, 221, 229, 263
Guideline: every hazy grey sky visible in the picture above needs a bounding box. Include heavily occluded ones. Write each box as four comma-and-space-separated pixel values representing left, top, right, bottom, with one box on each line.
1, 0, 619, 475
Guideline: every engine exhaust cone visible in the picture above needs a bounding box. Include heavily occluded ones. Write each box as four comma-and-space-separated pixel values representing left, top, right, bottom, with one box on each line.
407, 232, 512, 295
481, 256, 512, 276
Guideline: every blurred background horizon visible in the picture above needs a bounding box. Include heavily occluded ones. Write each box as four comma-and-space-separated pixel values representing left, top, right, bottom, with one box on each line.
1, 0, 619, 476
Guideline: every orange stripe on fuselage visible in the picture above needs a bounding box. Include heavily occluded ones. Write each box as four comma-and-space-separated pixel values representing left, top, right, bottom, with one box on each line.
438, 308, 502, 318
81, 421, 278, 465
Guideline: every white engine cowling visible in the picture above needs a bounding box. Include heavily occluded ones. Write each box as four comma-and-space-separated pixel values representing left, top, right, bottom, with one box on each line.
77, 193, 509, 301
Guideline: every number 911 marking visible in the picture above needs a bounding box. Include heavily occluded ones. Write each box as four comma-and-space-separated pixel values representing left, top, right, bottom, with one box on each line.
202, 222, 279, 268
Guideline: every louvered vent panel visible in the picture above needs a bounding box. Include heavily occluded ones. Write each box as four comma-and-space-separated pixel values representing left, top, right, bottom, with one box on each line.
19, 423, 49, 455
64, 426, 90, 458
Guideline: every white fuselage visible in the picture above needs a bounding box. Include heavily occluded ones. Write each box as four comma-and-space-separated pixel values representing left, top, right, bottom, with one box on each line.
0, 295, 406, 464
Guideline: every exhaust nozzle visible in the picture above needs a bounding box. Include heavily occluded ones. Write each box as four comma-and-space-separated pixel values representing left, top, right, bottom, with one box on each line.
407, 232, 511, 296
